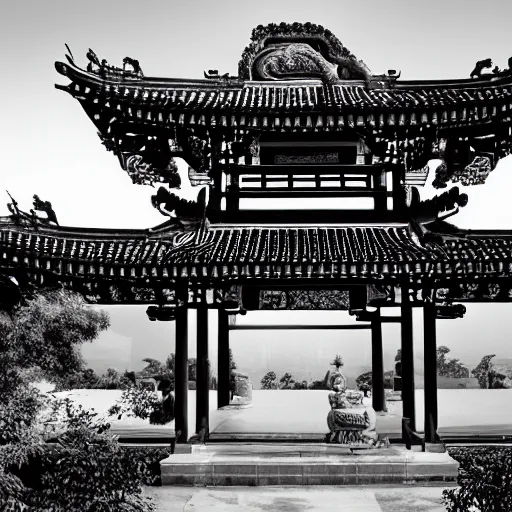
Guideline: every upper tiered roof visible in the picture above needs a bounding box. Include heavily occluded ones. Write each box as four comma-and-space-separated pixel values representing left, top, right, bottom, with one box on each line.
54, 23, 512, 193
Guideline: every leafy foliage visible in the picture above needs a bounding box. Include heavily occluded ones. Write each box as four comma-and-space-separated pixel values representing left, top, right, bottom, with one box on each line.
355, 371, 394, 391
0, 288, 159, 511
10, 290, 110, 382
330, 354, 344, 369
437, 346, 469, 378
53, 368, 135, 391
444, 447, 512, 512
471, 354, 509, 389
308, 379, 327, 390
25, 399, 158, 511
260, 371, 278, 390
279, 373, 295, 390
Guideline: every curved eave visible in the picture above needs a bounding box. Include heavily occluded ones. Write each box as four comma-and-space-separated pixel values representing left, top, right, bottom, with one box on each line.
55, 60, 245, 92
0, 217, 183, 240
57, 58, 512, 91
55, 58, 512, 141
3, 220, 512, 282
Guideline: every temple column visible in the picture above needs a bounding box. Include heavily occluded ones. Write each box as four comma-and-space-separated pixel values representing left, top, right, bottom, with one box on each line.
174, 291, 189, 444
195, 306, 209, 439
423, 302, 439, 443
217, 309, 230, 408
401, 289, 416, 433
371, 308, 386, 412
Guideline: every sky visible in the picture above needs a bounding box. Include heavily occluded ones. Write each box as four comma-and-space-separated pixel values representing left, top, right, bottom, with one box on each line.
2, 0, 512, 386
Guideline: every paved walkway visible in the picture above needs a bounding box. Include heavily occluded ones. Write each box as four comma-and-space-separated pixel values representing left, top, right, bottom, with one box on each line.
210, 389, 512, 438
144, 485, 450, 511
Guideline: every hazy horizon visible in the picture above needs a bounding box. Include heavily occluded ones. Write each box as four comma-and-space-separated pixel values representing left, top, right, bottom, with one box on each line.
81, 304, 512, 389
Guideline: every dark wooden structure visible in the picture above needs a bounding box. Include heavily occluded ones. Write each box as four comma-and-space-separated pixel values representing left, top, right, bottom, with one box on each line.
2, 23, 512, 447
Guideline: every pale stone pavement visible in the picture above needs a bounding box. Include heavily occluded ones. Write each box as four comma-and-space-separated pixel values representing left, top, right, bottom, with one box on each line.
144, 485, 451, 511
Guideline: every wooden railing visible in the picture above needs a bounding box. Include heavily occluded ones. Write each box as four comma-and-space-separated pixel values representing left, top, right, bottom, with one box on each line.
219, 164, 389, 213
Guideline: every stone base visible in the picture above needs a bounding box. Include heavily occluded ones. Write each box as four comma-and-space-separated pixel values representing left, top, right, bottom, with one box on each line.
160, 443, 459, 486
423, 442, 447, 453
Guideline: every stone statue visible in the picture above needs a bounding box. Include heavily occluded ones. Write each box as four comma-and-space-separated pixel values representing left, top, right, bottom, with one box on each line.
325, 367, 380, 445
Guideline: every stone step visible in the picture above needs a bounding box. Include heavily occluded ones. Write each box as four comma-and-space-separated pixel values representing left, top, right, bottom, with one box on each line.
160, 444, 459, 486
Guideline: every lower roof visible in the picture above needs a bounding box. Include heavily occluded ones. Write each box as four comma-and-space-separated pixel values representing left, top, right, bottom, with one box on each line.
1, 220, 511, 282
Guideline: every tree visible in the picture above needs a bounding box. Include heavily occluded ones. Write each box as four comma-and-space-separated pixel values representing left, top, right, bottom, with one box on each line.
0, 289, 109, 397
138, 358, 168, 379
471, 354, 509, 389
279, 372, 295, 389
472, 354, 496, 389
260, 371, 278, 390
0, 288, 166, 510
330, 354, 344, 369
53, 367, 135, 391
437, 346, 469, 378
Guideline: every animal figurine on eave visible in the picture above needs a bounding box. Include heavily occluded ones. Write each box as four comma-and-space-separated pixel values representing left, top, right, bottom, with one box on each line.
470, 58, 493, 79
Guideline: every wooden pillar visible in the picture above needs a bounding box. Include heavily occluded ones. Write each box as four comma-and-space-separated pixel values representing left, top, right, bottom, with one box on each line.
174, 296, 188, 443
217, 309, 230, 408
371, 308, 386, 412
423, 302, 439, 443
401, 289, 416, 432
195, 306, 209, 439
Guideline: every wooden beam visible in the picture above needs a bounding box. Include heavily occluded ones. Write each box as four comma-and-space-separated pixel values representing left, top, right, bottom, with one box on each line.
226, 189, 389, 199
195, 307, 209, 439
401, 291, 416, 433
217, 309, 230, 409
224, 163, 386, 175
228, 324, 372, 330
423, 303, 439, 444
174, 302, 188, 444
381, 316, 403, 323
371, 309, 386, 412
211, 209, 406, 224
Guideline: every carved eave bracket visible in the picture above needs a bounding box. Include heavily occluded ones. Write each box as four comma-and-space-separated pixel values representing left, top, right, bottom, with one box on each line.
407, 185, 469, 224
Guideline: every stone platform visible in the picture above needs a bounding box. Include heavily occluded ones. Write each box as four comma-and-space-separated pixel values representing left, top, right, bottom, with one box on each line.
160, 443, 458, 486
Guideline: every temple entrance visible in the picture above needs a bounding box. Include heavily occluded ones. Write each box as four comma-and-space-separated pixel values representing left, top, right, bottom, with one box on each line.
205, 303, 419, 444
211, 309, 376, 441
168, 284, 423, 447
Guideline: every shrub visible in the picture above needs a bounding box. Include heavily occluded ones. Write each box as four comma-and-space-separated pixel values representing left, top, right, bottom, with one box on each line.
356, 371, 394, 391
5, 395, 159, 511
108, 387, 162, 422
308, 379, 327, 390
443, 446, 512, 512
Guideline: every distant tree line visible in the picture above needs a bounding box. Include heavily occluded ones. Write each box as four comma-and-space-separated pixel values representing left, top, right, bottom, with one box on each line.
259, 347, 512, 391
54, 350, 240, 392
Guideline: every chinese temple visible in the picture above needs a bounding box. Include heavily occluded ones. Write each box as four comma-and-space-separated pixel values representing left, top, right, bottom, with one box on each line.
2, 23, 512, 453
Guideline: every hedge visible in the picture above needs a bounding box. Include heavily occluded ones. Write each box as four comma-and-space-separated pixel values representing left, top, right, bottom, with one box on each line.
444, 446, 512, 512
